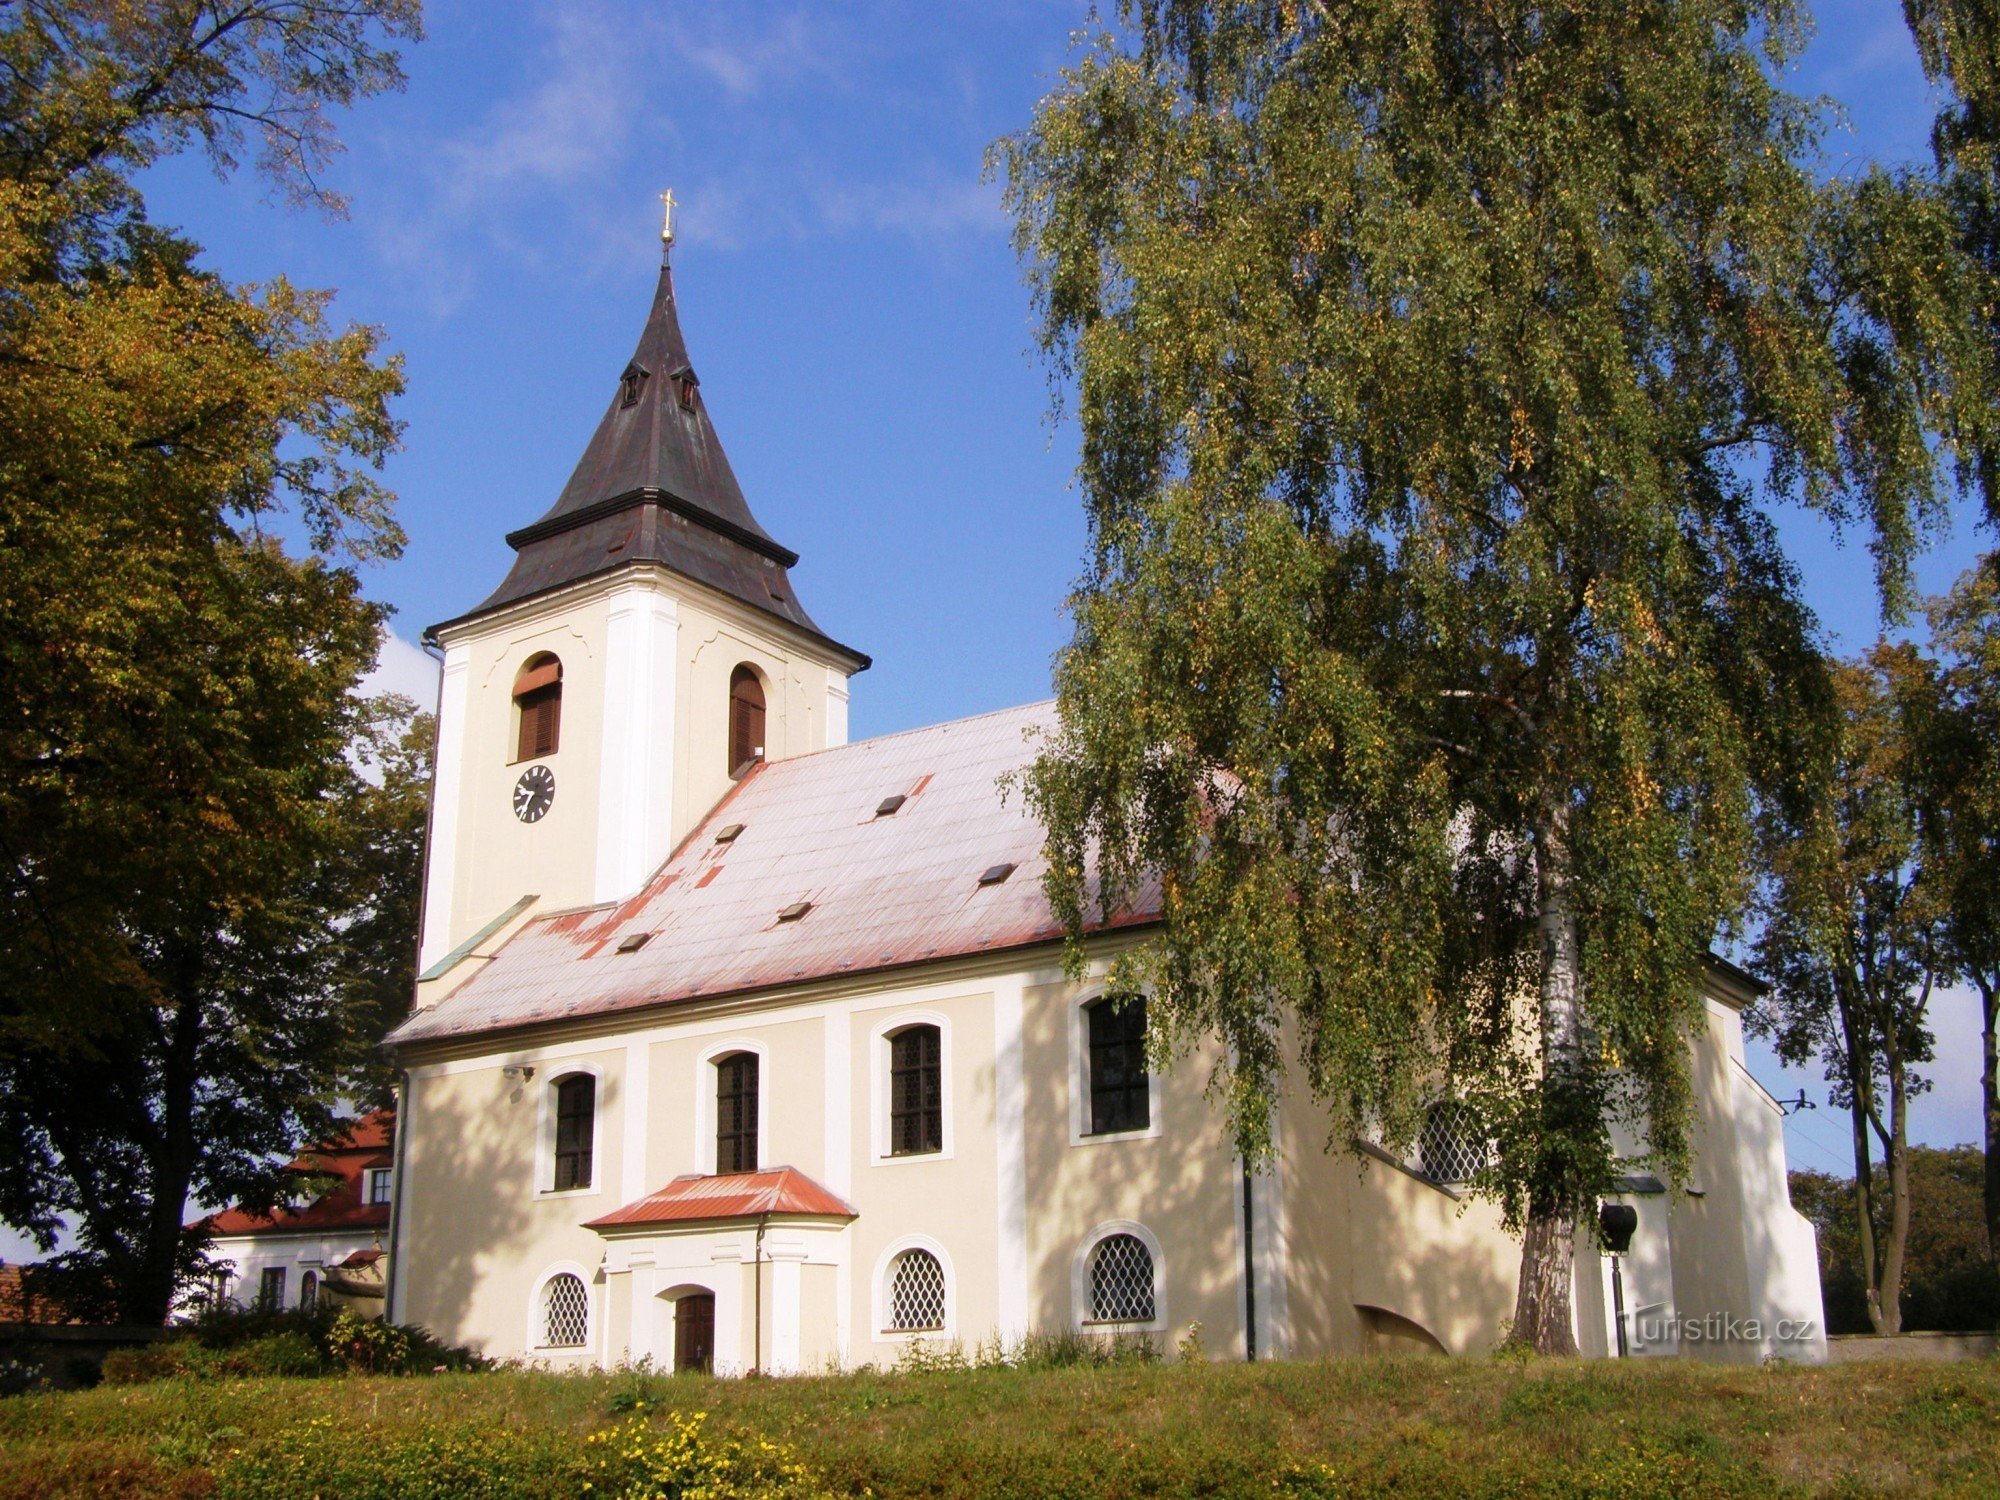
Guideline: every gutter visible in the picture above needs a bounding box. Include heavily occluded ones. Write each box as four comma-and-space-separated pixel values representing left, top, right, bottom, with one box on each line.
383, 1068, 413, 1325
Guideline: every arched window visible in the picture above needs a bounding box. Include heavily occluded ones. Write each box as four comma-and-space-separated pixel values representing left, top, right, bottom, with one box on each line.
887, 1248, 946, 1332
514, 653, 563, 761
1085, 995, 1149, 1135
729, 665, 766, 776
1087, 1233, 1156, 1324
541, 1272, 589, 1348
715, 1052, 759, 1174
888, 1024, 942, 1156
553, 1074, 595, 1191
299, 1270, 318, 1315
1418, 1100, 1490, 1186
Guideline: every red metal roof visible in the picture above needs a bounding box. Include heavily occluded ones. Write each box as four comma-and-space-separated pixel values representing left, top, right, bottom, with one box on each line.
390, 701, 1159, 1047
585, 1167, 857, 1231
201, 1109, 394, 1237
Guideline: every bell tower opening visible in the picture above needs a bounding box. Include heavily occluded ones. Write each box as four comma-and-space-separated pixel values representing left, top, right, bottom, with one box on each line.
512, 653, 563, 762
729, 665, 766, 777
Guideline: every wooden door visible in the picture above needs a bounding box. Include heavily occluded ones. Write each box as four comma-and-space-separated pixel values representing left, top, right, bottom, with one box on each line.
674, 1293, 715, 1375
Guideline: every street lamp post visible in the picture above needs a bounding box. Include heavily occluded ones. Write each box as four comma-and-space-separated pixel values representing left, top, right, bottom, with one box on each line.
1597, 1202, 1639, 1357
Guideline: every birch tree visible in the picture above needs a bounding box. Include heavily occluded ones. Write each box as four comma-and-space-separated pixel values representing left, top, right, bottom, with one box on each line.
999, 0, 1995, 1350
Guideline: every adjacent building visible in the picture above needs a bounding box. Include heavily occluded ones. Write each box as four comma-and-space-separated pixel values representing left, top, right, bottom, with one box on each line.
201, 1109, 395, 1316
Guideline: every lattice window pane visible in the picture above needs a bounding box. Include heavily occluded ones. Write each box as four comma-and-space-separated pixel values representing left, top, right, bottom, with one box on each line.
543, 1273, 589, 1348
1418, 1101, 1491, 1185
1089, 1233, 1155, 1323
888, 1249, 946, 1332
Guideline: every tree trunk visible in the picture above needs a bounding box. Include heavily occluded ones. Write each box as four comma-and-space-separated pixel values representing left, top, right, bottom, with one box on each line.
1511, 804, 1584, 1356
1980, 974, 1999, 1263
1870, 1045, 1910, 1336
1842, 993, 1883, 1333
1513, 1198, 1580, 1354
127, 975, 205, 1326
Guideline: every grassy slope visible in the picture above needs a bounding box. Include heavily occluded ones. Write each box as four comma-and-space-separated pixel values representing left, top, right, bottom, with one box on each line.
1, 1356, 1996, 1499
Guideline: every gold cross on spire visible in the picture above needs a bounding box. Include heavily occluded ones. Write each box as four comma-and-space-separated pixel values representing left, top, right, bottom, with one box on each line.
659, 188, 677, 247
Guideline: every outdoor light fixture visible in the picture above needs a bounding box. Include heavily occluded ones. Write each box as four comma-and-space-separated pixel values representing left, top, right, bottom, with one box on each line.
502, 1064, 536, 1083
1598, 1202, 1639, 1357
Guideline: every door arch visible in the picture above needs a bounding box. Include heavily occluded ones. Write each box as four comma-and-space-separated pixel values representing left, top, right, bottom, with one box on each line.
660, 1285, 716, 1375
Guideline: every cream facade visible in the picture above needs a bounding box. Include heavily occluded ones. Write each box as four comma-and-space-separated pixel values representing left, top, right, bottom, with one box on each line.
392, 940, 1825, 1370
388, 236, 1827, 1373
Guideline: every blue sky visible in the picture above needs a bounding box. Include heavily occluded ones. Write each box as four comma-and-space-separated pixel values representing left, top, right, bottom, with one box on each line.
121, 3, 1993, 1196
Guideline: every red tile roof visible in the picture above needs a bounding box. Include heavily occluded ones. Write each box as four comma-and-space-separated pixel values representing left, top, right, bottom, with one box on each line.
585, 1167, 857, 1231
390, 702, 1160, 1046
201, 1109, 395, 1238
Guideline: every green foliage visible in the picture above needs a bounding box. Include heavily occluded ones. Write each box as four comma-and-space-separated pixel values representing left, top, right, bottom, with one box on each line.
1755, 648, 1953, 1331
98, 1306, 484, 1384
7, 1360, 2000, 1499
996, 0, 1997, 1350
1916, 563, 2000, 1257
1791, 1146, 2000, 1333
207, 1408, 842, 1500
0, 1, 422, 1324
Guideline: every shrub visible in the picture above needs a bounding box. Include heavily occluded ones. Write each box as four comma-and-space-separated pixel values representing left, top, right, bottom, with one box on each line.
325, 1310, 411, 1373
100, 1306, 483, 1385
212, 1408, 842, 1500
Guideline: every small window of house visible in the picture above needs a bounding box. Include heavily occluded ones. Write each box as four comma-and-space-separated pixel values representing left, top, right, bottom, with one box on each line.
299, 1270, 318, 1315
728, 665, 766, 776
365, 1168, 393, 1206
715, 1052, 759, 1174
542, 1272, 589, 1348
1086, 996, 1149, 1135
514, 654, 563, 762
887, 1249, 946, 1332
889, 1025, 943, 1156
258, 1266, 287, 1311
1086, 1233, 1155, 1324
553, 1074, 595, 1191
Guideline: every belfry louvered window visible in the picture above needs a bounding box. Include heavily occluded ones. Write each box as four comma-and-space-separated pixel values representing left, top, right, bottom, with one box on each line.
553, 1074, 595, 1191
513, 654, 562, 761
1086, 996, 1149, 1135
541, 1272, 589, 1348
729, 665, 765, 776
887, 1249, 946, 1332
716, 1052, 759, 1174
1087, 1233, 1155, 1324
889, 1025, 943, 1156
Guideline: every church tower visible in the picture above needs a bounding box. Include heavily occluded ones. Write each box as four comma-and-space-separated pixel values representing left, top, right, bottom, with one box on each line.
417, 205, 869, 972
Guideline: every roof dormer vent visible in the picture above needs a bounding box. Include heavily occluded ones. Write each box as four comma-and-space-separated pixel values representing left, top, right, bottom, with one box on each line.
619, 361, 649, 409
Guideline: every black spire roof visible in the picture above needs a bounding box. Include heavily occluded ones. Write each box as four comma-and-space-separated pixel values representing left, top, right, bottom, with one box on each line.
445, 253, 866, 667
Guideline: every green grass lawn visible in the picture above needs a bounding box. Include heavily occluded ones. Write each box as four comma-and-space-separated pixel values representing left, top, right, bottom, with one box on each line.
1, 1355, 1995, 1499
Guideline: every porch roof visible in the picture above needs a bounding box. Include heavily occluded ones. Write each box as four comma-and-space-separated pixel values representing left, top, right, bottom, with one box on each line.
585, 1167, 857, 1232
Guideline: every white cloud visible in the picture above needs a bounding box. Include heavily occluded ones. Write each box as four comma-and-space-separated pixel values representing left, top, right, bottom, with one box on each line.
366, 0, 663, 313
360, 627, 441, 707
671, 8, 834, 99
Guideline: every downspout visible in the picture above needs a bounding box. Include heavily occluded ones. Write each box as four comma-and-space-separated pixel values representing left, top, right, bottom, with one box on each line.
383, 1065, 413, 1325
411, 632, 448, 978
1242, 1162, 1257, 1362
752, 1213, 769, 1376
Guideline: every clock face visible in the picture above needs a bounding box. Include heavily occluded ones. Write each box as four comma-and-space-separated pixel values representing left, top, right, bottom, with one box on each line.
513, 764, 556, 823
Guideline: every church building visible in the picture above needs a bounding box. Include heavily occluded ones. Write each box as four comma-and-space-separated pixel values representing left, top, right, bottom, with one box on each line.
383, 213, 1828, 1373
